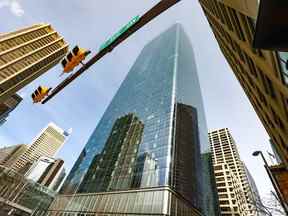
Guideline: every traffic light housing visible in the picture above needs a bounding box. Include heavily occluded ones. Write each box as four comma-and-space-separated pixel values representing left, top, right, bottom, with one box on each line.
61, 45, 91, 73
31, 86, 51, 103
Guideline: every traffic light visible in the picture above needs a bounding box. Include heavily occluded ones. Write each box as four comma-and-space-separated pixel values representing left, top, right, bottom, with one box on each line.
61, 45, 91, 73
31, 86, 51, 103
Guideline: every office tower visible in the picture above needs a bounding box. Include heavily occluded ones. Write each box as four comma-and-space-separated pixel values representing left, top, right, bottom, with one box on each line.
199, 0, 288, 167
0, 23, 68, 103
11, 122, 69, 175
26, 156, 66, 191
209, 128, 259, 215
0, 94, 22, 126
55, 24, 219, 216
0, 144, 28, 167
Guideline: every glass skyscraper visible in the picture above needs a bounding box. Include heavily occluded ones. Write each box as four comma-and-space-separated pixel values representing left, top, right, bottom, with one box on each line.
58, 24, 219, 215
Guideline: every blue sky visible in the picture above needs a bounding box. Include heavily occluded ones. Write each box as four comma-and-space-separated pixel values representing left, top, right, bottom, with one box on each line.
0, 0, 276, 199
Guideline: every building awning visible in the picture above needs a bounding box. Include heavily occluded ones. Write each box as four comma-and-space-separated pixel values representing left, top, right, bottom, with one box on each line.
253, 0, 288, 51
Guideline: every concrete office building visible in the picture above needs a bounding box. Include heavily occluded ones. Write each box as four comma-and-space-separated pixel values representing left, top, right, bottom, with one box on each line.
199, 0, 288, 167
0, 144, 28, 167
209, 128, 259, 215
0, 23, 68, 103
26, 156, 66, 191
0, 93, 22, 126
11, 122, 69, 175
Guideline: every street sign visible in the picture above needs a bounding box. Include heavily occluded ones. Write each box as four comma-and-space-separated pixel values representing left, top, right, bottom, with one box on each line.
42, 0, 182, 104
99, 16, 140, 51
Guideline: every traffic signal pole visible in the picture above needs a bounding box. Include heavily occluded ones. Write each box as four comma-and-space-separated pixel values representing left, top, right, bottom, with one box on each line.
42, 0, 181, 104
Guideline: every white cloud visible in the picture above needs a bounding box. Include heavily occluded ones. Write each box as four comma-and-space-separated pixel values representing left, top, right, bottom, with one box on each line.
0, 0, 24, 17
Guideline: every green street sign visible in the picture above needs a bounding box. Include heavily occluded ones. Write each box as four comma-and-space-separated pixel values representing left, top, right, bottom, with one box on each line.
99, 15, 140, 51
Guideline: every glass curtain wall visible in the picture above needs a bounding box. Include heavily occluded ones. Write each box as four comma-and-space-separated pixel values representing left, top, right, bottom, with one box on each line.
60, 24, 219, 215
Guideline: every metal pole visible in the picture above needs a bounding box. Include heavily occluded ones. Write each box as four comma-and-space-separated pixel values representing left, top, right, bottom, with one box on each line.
259, 152, 269, 168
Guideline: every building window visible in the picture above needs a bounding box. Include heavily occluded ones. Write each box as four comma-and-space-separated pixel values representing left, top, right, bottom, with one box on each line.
219, 194, 228, 199
281, 94, 288, 121
259, 72, 270, 95
218, 188, 227, 193
265, 76, 276, 99
219, 200, 230, 205
227, 8, 246, 41
278, 52, 288, 86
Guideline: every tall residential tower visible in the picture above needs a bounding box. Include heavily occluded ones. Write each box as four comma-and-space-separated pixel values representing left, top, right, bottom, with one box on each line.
199, 0, 288, 167
49, 24, 219, 216
209, 128, 260, 215
0, 24, 68, 103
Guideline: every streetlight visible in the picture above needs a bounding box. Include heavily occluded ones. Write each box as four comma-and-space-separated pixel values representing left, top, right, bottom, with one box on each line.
252, 151, 288, 214
252, 151, 269, 165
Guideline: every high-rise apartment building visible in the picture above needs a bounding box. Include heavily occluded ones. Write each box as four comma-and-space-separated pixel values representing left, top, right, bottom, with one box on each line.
0, 93, 22, 126
0, 144, 27, 167
213, 163, 247, 215
199, 0, 288, 166
11, 122, 69, 175
209, 128, 259, 215
0, 23, 68, 103
49, 24, 219, 216
26, 156, 66, 191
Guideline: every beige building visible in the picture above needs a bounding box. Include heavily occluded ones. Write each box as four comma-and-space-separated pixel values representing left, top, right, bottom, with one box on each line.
0, 23, 68, 103
209, 128, 259, 216
0, 144, 28, 167
199, 0, 288, 167
11, 122, 69, 175
26, 156, 66, 191
214, 163, 247, 215
0, 93, 22, 125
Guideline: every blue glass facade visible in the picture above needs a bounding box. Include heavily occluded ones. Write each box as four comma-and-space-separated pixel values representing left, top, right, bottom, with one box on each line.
61, 24, 218, 215
278, 52, 288, 85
